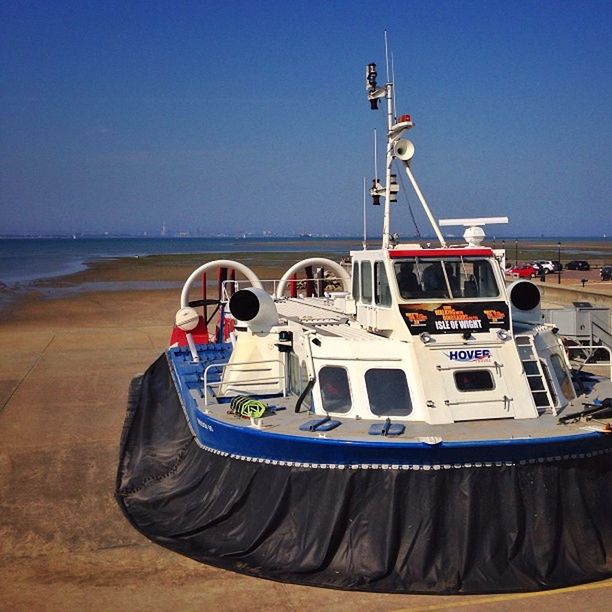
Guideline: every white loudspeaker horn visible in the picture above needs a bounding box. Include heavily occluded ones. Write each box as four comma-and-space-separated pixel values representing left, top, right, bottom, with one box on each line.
394, 139, 415, 161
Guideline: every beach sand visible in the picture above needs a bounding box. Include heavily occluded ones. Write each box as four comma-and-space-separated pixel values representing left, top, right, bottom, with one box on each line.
1, 254, 611, 610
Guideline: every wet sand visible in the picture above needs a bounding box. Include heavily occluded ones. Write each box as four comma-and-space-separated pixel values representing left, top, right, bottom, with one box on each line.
1, 253, 611, 610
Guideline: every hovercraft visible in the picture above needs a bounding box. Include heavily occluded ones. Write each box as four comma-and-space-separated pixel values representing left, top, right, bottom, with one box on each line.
116, 59, 611, 594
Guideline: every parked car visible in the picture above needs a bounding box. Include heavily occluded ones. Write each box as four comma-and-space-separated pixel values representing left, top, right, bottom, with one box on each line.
551, 260, 563, 272
601, 265, 612, 281
509, 264, 537, 278
565, 260, 590, 271
532, 260, 555, 274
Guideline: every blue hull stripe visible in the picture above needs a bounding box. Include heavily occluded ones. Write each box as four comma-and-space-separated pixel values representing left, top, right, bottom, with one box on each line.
168, 346, 612, 466
193, 408, 612, 466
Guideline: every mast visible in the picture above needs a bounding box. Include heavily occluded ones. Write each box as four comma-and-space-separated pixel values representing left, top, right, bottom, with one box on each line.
383, 81, 394, 249
366, 61, 447, 248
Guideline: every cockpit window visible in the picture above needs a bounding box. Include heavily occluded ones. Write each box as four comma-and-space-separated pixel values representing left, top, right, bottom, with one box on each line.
394, 257, 500, 300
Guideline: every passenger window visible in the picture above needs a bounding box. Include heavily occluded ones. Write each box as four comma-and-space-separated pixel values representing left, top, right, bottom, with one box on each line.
319, 366, 352, 413
289, 354, 311, 408
374, 262, 392, 306
361, 261, 372, 303
365, 369, 412, 416
352, 262, 360, 301
288, 353, 301, 396
454, 370, 494, 391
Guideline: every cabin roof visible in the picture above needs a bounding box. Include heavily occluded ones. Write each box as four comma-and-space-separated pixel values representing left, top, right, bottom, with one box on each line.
349, 246, 495, 260
388, 247, 493, 258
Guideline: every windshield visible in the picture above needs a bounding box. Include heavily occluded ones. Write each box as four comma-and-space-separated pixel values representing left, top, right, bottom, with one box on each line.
394, 257, 500, 300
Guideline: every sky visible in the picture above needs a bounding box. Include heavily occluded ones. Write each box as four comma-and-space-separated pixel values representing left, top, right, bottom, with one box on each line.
1, 0, 611, 238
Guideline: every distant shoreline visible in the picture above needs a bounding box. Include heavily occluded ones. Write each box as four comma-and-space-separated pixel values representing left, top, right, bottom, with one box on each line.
0, 236, 610, 287
0, 238, 610, 312
1, 233, 609, 239
29, 239, 612, 284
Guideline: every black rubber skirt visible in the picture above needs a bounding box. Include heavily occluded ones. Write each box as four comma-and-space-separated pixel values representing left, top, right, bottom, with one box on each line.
116, 355, 612, 594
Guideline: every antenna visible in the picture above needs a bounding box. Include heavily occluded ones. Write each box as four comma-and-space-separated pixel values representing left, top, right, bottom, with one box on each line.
439, 217, 509, 247
391, 51, 397, 119
384, 30, 390, 83
365, 44, 443, 248
438, 217, 510, 226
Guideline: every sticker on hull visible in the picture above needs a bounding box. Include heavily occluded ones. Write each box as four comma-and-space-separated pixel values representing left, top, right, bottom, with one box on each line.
400, 302, 510, 335
444, 348, 492, 361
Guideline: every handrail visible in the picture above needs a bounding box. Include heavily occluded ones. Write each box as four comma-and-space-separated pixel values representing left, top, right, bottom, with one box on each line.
219, 276, 347, 302
591, 319, 612, 348
565, 344, 611, 379
203, 359, 286, 406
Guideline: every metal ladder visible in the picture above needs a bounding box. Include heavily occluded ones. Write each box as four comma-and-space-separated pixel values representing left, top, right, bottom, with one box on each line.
515, 335, 556, 414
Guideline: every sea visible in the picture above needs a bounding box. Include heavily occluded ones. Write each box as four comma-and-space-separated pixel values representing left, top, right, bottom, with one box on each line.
0, 236, 361, 287
0, 235, 610, 288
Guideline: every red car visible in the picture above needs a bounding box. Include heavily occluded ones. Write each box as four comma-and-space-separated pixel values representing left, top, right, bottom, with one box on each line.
508, 264, 537, 278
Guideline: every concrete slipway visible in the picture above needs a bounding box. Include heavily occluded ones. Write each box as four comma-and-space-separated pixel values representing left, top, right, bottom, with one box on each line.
0, 287, 610, 611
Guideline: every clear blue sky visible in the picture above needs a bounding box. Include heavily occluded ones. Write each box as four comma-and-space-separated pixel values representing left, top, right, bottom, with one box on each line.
1, 0, 611, 237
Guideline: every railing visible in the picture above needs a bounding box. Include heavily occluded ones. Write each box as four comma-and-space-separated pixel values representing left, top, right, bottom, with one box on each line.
444, 396, 513, 411
565, 344, 612, 379
219, 277, 346, 302
202, 359, 287, 407
592, 319, 612, 350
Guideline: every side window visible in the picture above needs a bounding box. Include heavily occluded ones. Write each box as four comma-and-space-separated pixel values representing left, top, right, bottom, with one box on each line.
352, 262, 360, 301
361, 261, 372, 303
319, 366, 352, 414
288, 352, 300, 396
454, 370, 494, 391
374, 262, 392, 307
459, 260, 500, 298
288, 354, 311, 408
365, 369, 412, 416
472, 262, 499, 298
